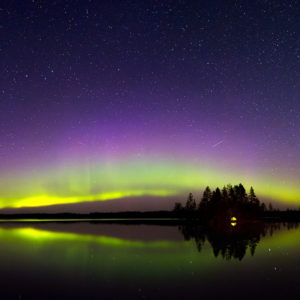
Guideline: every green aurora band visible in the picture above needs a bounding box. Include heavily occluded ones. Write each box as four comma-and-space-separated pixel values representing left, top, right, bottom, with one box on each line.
0, 158, 299, 208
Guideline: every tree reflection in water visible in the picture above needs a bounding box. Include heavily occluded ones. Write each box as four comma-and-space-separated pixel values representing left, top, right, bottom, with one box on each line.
178, 221, 299, 261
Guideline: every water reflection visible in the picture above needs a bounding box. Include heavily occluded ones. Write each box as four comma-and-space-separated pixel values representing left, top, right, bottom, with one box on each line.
0, 220, 299, 262
0, 221, 299, 299
179, 221, 300, 260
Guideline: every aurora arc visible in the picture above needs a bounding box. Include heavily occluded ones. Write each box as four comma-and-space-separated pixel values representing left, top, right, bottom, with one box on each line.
0, 157, 300, 209
1, 1, 300, 212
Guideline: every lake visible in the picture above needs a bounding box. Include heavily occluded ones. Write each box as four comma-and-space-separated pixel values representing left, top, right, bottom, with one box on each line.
0, 221, 299, 299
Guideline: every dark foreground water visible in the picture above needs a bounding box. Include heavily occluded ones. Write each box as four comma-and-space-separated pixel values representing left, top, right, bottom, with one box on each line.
0, 221, 299, 299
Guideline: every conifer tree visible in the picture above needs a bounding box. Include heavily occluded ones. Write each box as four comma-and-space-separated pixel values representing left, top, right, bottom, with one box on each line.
249, 187, 259, 205
199, 186, 212, 210
185, 193, 196, 211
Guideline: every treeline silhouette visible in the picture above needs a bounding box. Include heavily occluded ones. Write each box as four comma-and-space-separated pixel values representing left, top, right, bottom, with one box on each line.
174, 184, 267, 222
178, 221, 300, 261
0, 183, 299, 222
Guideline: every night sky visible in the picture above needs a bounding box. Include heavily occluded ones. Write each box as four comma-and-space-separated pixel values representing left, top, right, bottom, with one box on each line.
1, 0, 300, 212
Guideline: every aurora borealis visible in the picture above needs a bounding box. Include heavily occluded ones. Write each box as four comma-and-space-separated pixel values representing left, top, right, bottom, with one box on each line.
0, 222, 299, 299
1, 1, 300, 211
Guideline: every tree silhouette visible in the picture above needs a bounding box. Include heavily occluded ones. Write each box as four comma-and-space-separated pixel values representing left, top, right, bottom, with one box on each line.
211, 187, 222, 204
196, 184, 263, 221
221, 186, 229, 202
268, 203, 273, 211
249, 186, 259, 205
173, 202, 183, 212
198, 186, 212, 211
175, 183, 265, 223
185, 192, 196, 212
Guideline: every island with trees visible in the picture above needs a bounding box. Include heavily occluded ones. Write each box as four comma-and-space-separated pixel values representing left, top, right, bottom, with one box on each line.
173, 184, 265, 224
173, 183, 300, 227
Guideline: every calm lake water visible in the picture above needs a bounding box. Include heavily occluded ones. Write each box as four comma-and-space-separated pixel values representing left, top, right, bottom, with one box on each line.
0, 221, 299, 299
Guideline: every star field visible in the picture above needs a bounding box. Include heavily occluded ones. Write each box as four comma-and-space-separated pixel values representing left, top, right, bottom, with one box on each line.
0, 0, 300, 210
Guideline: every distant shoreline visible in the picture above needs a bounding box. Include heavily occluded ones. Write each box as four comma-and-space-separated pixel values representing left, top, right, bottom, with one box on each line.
0, 210, 299, 222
